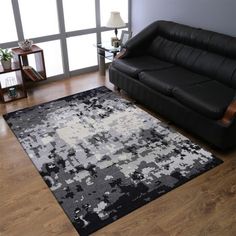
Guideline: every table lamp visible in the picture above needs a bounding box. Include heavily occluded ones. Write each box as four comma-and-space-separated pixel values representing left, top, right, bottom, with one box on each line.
106, 11, 126, 46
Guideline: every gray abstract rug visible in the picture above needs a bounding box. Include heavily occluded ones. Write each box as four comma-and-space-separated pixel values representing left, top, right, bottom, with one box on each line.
4, 87, 223, 235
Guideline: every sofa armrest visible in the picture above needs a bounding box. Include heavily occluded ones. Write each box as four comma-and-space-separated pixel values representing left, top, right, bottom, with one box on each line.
114, 48, 127, 60
121, 21, 160, 58
221, 100, 236, 125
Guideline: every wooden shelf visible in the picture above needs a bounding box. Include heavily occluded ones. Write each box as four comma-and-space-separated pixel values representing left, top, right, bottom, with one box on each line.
0, 62, 21, 74
0, 44, 46, 103
2, 88, 27, 103
11, 45, 43, 56
13, 45, 47, 83
1, 76, 22, 89
23, 66, 46, 82
0, 66, 26, 103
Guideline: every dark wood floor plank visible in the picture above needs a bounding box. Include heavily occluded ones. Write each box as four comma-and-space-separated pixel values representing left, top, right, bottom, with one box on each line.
0, 72, 235, 236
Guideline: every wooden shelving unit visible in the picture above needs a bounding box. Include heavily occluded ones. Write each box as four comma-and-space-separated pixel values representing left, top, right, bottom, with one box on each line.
12, 45, 47, 83
0, 63, 27, 103
0, 45, 47, 103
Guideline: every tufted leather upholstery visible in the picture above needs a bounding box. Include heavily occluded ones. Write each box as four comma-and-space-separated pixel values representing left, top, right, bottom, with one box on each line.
124, 20, 236, 88
139, 67, 212, 96
112, 55, 174, 78
109, 20, 236, 149
148, 36, 236, 88
172, 80, 235, 119
125, 21, 236, 59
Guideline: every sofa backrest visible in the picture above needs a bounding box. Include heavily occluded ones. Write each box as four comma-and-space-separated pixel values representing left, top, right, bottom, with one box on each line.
148, 21, 236, 88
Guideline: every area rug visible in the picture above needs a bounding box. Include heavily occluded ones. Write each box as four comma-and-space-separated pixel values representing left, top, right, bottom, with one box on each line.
4, 86, 223, 235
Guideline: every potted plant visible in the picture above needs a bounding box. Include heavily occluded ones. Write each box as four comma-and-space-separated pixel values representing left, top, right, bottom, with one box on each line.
0, 48, 13, 70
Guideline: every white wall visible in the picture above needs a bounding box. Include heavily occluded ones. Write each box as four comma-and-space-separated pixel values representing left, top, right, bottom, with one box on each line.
131, 0, 236, 37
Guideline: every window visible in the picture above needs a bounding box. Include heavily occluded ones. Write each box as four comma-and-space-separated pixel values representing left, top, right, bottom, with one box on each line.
63, 0, 96, 32
100, 0, 128, 26
101, 28, 128, 42
0, 0, 18, 43
0, 72, 19, 88
37, 41, 64, 77
0, 0, 130, 79
101, 30, 115, 43
67, 34, 97, 71
26, 40, 63, 77
18, 0, 59, 38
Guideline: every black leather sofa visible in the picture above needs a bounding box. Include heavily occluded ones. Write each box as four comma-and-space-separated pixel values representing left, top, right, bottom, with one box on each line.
109, 20, 236, 150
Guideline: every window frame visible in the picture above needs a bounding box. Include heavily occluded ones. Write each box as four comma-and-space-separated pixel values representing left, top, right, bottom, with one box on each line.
0, 0, 131, 80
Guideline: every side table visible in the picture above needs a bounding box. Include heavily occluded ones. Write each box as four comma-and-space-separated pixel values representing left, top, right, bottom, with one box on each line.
96, 43, 120, 76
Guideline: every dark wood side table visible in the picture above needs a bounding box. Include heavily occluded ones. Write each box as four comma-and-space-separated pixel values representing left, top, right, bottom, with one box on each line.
96, 43, 120, 76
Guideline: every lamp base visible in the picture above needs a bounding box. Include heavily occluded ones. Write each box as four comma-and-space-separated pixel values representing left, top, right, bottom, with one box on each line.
111, 37, 120, 47
111, 37, 119, 46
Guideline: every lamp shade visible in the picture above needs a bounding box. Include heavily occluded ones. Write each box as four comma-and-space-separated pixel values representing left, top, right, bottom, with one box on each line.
106, 11, 126, 28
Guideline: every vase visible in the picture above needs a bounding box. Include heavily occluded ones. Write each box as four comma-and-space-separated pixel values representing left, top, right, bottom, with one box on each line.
1, 59, 12, 70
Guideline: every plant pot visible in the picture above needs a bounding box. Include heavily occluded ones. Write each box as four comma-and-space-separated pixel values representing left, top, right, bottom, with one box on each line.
1, 59, 12, 70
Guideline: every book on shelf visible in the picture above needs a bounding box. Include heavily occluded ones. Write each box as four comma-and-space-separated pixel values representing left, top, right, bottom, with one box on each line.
23, 66, 45, 81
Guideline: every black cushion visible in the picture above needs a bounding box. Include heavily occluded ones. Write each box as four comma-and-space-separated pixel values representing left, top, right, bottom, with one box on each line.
153, 21, 236, 59
112, 56, 174, 78
173, 80, 235, 119
139, 67, 212, 95
148, 36, 236, 89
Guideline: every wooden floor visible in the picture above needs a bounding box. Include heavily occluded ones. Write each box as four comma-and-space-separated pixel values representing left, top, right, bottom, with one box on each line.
0, 71, 235, 236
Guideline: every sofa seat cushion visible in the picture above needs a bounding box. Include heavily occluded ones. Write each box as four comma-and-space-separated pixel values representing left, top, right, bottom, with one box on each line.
173, 81, 235, 119
139, 67, 212, 96
112, 55, 174, 78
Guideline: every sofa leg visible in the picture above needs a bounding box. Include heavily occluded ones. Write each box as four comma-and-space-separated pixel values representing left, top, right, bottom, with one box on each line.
114, 86, 121, 92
